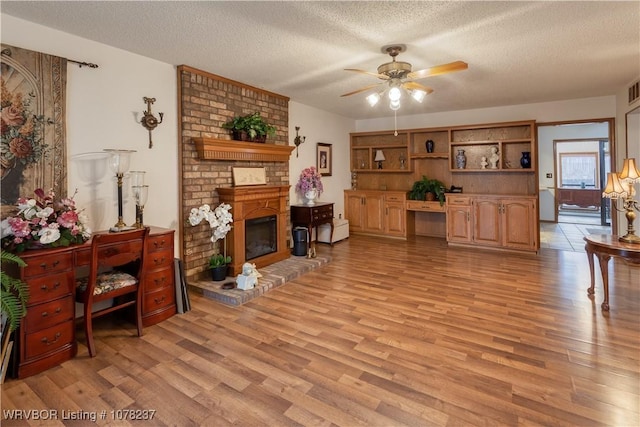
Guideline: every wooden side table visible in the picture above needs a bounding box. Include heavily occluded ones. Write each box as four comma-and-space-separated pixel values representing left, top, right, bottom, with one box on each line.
291, 203, 334, 252
584, 234, 640, 311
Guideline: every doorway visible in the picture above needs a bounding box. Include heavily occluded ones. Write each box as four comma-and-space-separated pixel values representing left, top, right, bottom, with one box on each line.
537, 119, 615, 251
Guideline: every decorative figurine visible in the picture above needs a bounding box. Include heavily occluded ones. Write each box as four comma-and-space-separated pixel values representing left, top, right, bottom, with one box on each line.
480, 156, 488, 169
236, 262, 262, 291
489, 146, 500, 169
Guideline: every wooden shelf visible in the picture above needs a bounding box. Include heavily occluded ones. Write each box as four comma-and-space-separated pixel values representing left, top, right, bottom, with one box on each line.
410, 153, 449, 159
192, 137, 294, 162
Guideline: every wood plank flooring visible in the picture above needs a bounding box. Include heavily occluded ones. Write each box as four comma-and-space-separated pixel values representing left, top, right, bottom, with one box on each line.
2, 235, 639, 426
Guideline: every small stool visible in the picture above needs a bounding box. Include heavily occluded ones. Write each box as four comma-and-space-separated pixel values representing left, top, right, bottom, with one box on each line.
318, 219, 349, 244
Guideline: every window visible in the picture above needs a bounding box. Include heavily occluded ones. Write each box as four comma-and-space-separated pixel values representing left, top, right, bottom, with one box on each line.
559, 152, 599, 188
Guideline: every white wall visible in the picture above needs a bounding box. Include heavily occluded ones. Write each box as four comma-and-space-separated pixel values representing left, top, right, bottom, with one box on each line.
1, 15, 179, 239
288, 101, 355, 219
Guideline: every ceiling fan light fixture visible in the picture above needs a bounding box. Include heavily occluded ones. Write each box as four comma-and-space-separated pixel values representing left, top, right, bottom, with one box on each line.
366, 92, 381, 107
389, 99, 401, 111
411, 89, 427, 103
388, 86, 402, 102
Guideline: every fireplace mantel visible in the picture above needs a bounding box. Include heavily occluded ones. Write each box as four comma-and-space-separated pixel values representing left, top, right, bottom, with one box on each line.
193, 137, 295, 162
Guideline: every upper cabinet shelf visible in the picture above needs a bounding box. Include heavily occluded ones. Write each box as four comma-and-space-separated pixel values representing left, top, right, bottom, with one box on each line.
449, 121, 535, 172
350, 131, 411, 172
193, 137, 294, 162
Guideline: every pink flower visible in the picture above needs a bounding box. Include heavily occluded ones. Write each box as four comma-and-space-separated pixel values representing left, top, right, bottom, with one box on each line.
7, 217, 31, 238
1, 104, 25, 127
57, 210, 78, 228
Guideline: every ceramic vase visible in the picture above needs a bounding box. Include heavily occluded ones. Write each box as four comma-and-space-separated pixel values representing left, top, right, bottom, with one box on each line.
520, 151, 531, 169
305, 188, 318, 205
426, 139, 435, 153
455, 149, 466, 169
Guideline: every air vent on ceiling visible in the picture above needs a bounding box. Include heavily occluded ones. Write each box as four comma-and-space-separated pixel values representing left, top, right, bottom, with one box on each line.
629, 80, 640, 104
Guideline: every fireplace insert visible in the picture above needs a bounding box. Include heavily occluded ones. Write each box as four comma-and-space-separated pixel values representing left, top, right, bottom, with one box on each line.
245, 215, 277, 261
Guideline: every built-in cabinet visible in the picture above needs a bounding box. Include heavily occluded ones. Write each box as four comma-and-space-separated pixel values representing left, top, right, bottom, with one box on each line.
446, 194, 538, 251
344, 190, 408, 237
348, 120, 539, 252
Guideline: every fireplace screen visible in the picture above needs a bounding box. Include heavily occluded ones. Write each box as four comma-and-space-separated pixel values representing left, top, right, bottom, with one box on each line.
245, 215, 277, 261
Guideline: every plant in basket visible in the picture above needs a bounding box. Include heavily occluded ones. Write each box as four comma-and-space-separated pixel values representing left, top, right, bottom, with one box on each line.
1, 188, 91, 252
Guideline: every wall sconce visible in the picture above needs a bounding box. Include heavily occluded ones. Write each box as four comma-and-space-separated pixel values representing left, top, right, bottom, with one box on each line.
293, 126, 306, 157
602, 157, 640, 244
104, 149, 136, 231
374, 150, 386, 169
140, 97, 163, 149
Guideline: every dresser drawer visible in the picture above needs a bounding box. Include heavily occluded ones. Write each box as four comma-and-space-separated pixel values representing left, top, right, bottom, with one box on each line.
25, 321, 75, 359
311, 205, 333, 220
23, 297, 74, 333
385, 194, 406, 203
28, 271, 74, 305
23, 252, 73, 278
145, 268, 173, 293
146, 249, 173, 270
148, 233, 173, 253
144, 286, 175, 312
406, 200, 445, 212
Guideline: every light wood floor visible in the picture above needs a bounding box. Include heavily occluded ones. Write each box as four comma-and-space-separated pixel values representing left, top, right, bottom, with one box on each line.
2, 235, 639, 426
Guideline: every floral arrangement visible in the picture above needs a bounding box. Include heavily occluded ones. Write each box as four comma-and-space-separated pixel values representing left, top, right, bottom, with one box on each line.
188, 203, 233, 267
1, 188, 91, 252
295, 166, 323, 196
1, 77, 50, 177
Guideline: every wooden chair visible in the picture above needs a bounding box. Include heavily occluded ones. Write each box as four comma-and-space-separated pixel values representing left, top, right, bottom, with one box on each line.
76, 227, 149, 357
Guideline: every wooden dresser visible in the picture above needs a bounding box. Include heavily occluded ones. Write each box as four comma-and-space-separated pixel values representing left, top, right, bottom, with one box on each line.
12, 226, 176, 378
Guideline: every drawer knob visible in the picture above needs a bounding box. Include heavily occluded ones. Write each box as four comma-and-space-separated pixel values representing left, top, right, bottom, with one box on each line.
154, 295, 166, 305
40, 282, 61, 292
41, 332, 61, 345
41, 307, 62, 317
154, 277, 166, 285
154, 257, 165, 265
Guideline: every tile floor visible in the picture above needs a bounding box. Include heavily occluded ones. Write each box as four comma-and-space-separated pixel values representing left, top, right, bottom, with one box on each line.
540, 211, 610, 252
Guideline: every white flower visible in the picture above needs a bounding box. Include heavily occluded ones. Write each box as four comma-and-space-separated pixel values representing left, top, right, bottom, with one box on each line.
17, 199, 38, 220
38, 226, 61, 244
188, 202, 233, 242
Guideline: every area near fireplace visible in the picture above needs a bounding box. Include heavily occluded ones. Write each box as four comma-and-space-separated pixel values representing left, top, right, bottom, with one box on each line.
218, 185, 290, 276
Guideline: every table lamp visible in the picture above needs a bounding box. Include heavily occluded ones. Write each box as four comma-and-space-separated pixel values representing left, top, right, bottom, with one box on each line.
132, 185, 149, 228
374, 150, 386, 169
602, 157, 640, 244
104, 149, 136, 231
130, 171, 146, 227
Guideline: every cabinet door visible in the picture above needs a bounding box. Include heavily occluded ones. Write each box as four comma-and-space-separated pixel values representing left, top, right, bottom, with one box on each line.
447, 205, 472, 243
502, 199, 537, 250
385, 202, 406, 236
345, 192, 365, 232
363, 193, 384, 233
473, 198, 501, 246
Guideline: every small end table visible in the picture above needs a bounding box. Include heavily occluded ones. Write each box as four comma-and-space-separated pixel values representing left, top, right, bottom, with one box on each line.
584, 234, 640, 311
291, 203, 334, 253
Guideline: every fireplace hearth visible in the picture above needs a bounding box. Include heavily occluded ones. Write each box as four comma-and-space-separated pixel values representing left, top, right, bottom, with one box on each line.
217, 185, 290, 275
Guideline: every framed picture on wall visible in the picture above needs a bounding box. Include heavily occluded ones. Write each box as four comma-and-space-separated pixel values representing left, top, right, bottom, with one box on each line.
317, 143, 332, 176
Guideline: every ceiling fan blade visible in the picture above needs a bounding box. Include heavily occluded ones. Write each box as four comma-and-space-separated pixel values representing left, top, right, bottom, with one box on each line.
340, 83, 384, 97
406, 60, 468, 80
344, 68, 390, 80
402, 81, 434, 94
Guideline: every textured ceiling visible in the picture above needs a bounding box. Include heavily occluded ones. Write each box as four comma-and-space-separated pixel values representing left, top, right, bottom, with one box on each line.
2, 1, 639, 119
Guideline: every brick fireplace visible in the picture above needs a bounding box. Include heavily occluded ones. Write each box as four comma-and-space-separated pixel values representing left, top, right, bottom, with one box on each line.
218, 185, 290, 276
178, 65, 292, 283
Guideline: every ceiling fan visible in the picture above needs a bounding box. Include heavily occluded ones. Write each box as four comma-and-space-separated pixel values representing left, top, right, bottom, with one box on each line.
341, 44, 468, 108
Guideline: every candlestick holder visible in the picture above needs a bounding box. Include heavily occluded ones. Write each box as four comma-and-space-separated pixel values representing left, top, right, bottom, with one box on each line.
104, 149, 136, 231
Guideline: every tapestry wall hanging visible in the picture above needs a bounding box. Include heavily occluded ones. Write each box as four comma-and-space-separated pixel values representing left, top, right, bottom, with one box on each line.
1, 44, 67, 217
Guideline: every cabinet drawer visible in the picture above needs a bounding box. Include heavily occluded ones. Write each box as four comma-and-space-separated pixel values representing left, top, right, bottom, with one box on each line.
145, 268, 173, 293
446, 196, 471, 206
28, 272, 74, 305
74, 241, 143, 266
144, 286, 175, 312
25, 321, 74, 359
24, 297, 74, 333
23, 252, 73, 278
145, 249, 173, 270
406, 200, 445, 212
148, 233, 173, 253
385, 194, 406, 203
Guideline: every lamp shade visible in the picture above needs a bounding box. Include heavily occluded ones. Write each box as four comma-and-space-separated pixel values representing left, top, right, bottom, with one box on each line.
602, 172, 628, 199
374, 150, 386, 162
411, 89, 427, 103
366, 92, 381, 107
619, 158, 640, 184
104, 149, 136, 174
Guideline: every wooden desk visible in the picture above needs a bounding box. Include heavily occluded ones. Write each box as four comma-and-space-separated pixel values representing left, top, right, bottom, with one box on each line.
12, 226, 176, 378
584, 234, 640, 311
291, 203, 334, 250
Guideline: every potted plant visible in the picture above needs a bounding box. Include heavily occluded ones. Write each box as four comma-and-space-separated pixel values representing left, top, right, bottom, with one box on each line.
409, 176, 446, 205
188, 202, 233, 281
222, 112, 276, 143
1, 250, 29, 332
